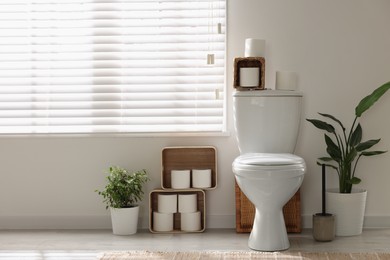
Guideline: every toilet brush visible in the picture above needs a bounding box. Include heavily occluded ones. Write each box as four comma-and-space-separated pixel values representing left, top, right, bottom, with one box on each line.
321, 164, 327, 216
312, 164, 335, 241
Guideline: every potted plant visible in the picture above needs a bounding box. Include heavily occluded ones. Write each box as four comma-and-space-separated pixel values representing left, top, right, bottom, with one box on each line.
307, 81, 390, 236
96, 166, 149, 235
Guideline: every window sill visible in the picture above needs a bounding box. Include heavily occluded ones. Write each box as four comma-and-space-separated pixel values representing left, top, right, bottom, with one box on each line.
0, 131, 231, 139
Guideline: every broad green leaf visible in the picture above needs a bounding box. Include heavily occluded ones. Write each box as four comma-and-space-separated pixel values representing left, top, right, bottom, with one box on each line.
318, 113, 346, 131
346, 177, 361, 185
349, 123, 362, 147
356, 139, 381, 151
324, 134, 339, 150
326, 147, 341, 162
325, 134, 342, 161
355, 81, 390, 117
318, 157, 334, 161
306, 119, 335, 133
361, 150, 387, 156
345, 148, 357, 164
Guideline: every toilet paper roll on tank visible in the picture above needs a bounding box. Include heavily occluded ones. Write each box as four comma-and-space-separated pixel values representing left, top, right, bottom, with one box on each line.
244, 38, 265, 57
275, 71, 297, 91
239, 67, 260, 87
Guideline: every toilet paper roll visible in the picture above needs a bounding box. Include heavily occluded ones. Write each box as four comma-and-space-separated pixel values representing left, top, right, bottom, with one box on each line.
178, 194, 197, 213
275, 71, 297, 91
153, 211, 174, 232
244, 38, 266, 57
157, 194, 177, 213
171, 170, 190, 189
240, 68, 259, 87
181, 211, 202, 231
192, 169, 212, 188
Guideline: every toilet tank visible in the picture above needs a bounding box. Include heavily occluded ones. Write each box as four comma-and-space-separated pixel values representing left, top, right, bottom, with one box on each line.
233, 90, 303, 154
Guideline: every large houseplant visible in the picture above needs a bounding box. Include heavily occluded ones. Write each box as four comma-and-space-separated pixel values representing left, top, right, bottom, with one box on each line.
307, 81, 390, 236
96, 166, 149, 235
307, 81, 390, 193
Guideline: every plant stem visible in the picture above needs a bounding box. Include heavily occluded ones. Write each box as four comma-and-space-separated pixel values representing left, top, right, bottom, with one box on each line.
352, 154, 363, 179
347, 117, 358, 147
334, 133, 345, 161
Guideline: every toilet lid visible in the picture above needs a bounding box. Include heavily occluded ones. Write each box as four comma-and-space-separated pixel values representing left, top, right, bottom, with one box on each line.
236, 153, 304, 166
233, 153, 305, 178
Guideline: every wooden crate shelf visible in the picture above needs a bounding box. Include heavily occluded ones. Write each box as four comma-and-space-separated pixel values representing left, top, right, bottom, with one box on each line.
149, 189, 206, 233
161, 146, 217, 190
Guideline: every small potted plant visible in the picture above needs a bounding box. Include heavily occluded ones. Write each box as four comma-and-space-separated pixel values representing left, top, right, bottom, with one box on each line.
307, 81, 390, 236
96, 166, 149, 235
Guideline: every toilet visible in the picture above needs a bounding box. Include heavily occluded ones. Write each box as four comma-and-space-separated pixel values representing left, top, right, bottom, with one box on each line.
232, 90, 306, 251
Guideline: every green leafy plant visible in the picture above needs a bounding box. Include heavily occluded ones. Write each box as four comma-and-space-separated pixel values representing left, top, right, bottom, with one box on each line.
307, 81, 390, 193
96, 166, 149, 209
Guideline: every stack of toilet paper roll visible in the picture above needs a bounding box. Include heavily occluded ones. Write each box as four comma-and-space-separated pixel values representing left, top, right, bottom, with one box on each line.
178, 194, 201, 231
153, 194, 177, 232
171, 169, 212, 189
239, 38, 266, 88
153, 193, 202, 232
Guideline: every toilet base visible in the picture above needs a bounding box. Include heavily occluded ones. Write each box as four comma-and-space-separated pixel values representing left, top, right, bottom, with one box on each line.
248, 208, 290, 251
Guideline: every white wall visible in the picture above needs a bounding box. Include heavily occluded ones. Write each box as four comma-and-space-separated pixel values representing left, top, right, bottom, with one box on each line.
1, 0, 390, 229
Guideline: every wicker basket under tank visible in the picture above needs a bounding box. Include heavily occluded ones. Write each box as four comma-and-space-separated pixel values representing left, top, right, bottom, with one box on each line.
235, 181, 301, 233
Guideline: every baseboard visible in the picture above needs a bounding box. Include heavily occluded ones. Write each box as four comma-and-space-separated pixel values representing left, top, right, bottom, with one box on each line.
208, 214, 390, 229
0, 215, 112, 230
0, 214, 235, 230
302, 214, 390, 229
143, 214, 235, 229
206, 214, 236, 229
1, 214, 389, 230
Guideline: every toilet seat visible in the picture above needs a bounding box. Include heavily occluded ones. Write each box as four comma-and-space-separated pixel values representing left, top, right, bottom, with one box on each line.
233, 153, 306, 178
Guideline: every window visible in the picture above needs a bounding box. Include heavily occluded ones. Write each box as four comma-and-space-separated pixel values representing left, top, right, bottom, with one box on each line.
0, 0, 226, 134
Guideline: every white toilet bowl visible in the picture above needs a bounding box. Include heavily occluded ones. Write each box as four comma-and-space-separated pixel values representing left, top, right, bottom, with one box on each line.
233, 153, 305, 251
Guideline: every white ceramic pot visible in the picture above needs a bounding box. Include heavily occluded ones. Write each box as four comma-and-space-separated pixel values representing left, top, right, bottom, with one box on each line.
110, 206, 139, 235
326, 188, 367, 236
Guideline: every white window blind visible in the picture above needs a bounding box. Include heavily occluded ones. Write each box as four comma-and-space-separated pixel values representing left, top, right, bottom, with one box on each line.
0, 0, 226, 134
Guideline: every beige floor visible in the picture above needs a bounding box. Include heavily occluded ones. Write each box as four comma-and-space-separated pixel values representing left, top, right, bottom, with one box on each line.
0, 228, 389, 259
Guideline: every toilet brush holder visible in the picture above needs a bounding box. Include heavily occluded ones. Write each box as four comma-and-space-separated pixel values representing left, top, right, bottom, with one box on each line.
313, 213, 335, 242
312, 164, 335, 242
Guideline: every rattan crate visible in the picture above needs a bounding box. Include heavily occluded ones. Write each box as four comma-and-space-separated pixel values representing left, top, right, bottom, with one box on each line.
233, 57, 265, 90
149, 189, 206, 233
235, 181, 301, 233
161, 146, 217, 190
